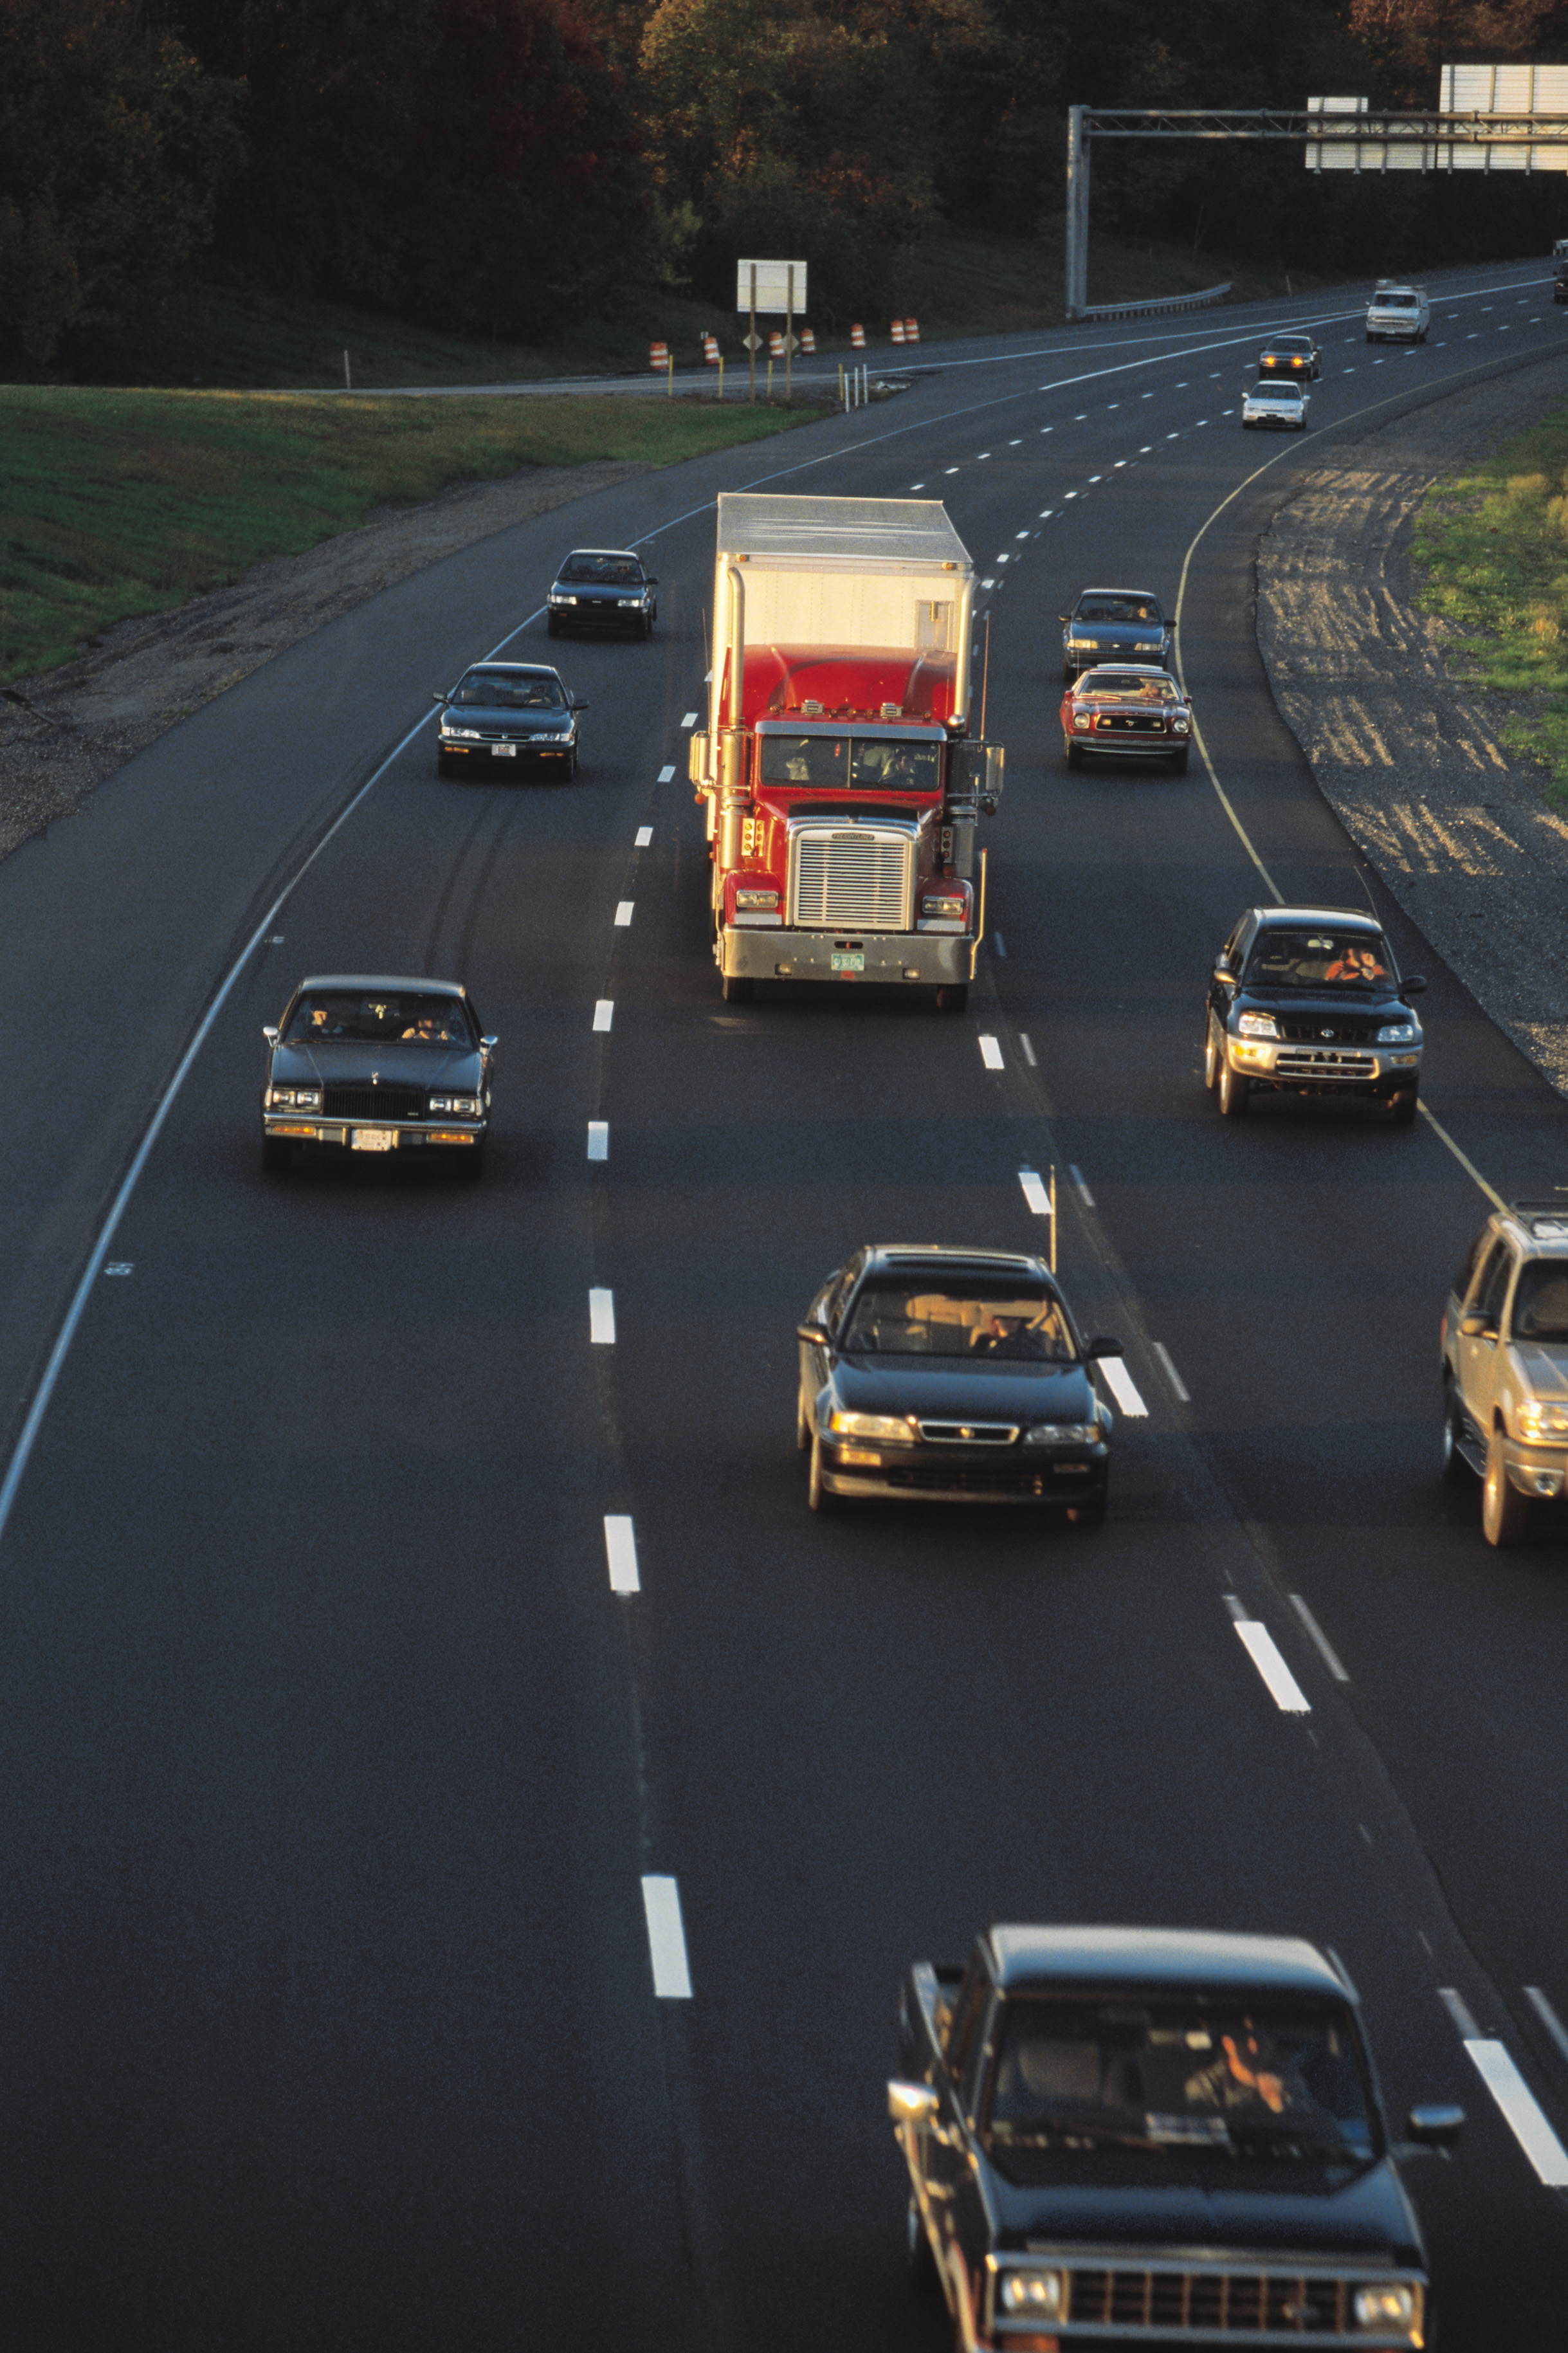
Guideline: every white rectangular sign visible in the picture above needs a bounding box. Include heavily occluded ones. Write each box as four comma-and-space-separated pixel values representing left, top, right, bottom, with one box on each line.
736, 259, 808, 313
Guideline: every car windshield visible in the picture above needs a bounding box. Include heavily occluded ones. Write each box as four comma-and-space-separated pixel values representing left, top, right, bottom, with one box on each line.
1269, 339, 1310, 352
840, 1279, 1075, 1360
987, 1999, 1375, 2160
1253, 380, 1302, 398
1512, 1261, 1568, 1341
1074, 596, 1162, 625
757, 735, 940, 791
558, 554, 642, 585
451, 671, 564, 709
285, 992, 474, 1046
1079, 672, 1179, 702
1244, 928, 1393, 989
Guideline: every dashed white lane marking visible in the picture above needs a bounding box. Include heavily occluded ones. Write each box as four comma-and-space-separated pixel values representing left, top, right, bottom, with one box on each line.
593, 1000, 614, 1032
615, 901, 635, 925
1459, 2035, 1568, 2185
1074, 412, 1087, 419
1165, 432, 1180, 439
1019, 1169, 1050, 1216
103, 1263, 133, 1277
681, 711, 698, 727
1088, 473, 1102, 482
1525, 1986, 1568, 2069
1068, 1164, 1093, 1207
1114, 459, 1127, 468
1039, 425, 1052, 434
635, 825, 653, 846
587, 1121, 608, 1161
981, 577, 997, 588
1039, 509, 1053, 518
641, 1875, 693, 1997
1232, 1617, 1311, 1714
1139, 444, 1152, 452
1439, 1987, 1480, 2036
1151, 1341, 1190, 1402
944, 465, 960, 473
979, 1034, 1005, 1070
1016, 530, 1029, 540
1019, 1033, 1037, 1067
910, 482, 925, 490
704, 669, 713, 681
657, 765, 675, 783
978, 451, 991, 459
1008, 438, 1021, 445
1290, 1593, 1349, 1682
589, 1288, 616, 1344
605, 1514, 640, 1593
994, 930, 1007, 955
1099, 1357, 1147, 1419
996, 553, 1010, 563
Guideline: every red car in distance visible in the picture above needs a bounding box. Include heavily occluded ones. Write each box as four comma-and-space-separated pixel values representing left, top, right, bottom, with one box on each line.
1060, 664, 1194, 773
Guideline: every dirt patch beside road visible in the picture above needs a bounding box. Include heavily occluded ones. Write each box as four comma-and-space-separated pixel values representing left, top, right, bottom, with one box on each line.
0, 457, 648, 866
1256, 362, 1568, 1097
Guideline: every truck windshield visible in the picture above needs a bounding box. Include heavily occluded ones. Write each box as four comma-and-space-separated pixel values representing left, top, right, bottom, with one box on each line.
759, 735, 940, 791
987, 1999, 1374, 2159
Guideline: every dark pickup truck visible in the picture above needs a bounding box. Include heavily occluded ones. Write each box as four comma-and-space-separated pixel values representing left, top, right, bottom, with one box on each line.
889, 1925, 1462, 2350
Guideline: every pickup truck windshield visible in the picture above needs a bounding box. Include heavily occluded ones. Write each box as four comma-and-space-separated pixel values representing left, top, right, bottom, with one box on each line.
987, 1999, 1374, 2159
759, 735, 940, 791
841, 1281, 1075, 1360
1244, 929, 1392, 989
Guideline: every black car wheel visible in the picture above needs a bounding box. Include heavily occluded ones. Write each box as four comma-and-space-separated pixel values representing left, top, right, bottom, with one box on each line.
640, 616, 654, 641
262, 1137, 293, 1173
1171, 746, 1190, 773
906, 2197, 939, 2293
1217, 1057, 1249, 1118
1390, 1085, 1419, 1126
437, 755, 459, 778
1482, 1425, 1531, 1547
1066, 739, 1084, 768
545, 614, 561, 637
1443, 1379, 1476, 1484
1062, 662, 1075, 684
797, 1386, 814, 1452
1203, 1018, 1221, 1091
934, 984, 968, 1012
567, 749, 579, 781
455, 1144, 486, 1181
808, 1434, 841, 1513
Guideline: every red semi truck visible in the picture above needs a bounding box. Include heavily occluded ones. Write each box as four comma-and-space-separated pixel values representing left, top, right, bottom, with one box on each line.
689, 493, 1004, 1007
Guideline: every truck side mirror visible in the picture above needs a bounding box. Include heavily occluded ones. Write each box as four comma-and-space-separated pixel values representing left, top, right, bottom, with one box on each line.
797, 1321, 831, 1347
1458, 1314, 1488, 1338
1407, 2104, 1464, 2148
888, 2081, 939, 2126
1213, 964, 1235, 988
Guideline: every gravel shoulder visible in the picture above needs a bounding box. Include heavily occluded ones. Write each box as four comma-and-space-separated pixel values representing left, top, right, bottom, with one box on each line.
0, 457, 648, 865
1256, 361, 1568, 1096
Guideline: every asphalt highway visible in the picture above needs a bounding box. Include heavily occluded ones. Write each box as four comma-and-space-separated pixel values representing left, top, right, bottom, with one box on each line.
1, 258, 1566, 2348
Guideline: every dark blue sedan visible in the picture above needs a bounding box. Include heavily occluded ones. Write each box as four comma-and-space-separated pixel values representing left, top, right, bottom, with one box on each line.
547, 547, 658, 639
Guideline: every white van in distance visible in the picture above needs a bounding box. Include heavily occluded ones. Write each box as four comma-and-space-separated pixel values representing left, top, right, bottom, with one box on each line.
1366, 282, 1430, 342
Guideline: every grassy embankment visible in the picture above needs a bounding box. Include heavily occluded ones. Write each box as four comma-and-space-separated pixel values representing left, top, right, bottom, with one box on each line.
1412, 400, 1568, 804
0, 390, 812, 688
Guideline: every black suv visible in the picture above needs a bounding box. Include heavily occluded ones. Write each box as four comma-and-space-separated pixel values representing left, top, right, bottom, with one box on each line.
547, 547, 657, 638
1204, 906, 1425, 1122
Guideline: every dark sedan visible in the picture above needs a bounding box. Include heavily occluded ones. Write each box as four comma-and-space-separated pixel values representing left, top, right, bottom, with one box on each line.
1205, 905, 1426, 1123
1061, 588, 1171, 681
1258, 331, 1321, 378
261, 976, 495, 1174
547, 547, 658, 638
434, 663, 586, 778
797, 1246, 1120, 1521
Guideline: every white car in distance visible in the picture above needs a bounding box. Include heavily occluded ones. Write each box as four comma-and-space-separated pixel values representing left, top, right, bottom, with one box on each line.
1366, 282, 1429, 342
1242, 378, 1309, 431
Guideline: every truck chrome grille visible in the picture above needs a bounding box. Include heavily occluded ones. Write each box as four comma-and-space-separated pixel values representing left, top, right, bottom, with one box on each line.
1051, 2263, 1367, 2334
788, 823, 913, 931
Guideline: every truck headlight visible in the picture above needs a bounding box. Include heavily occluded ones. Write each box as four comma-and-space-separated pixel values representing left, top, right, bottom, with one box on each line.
1024, 1422, 1099, 1446
922, 894, 965, 919
1377, 1021, 1418, 1044
736, 888, 779, 910
1001, 2271, 1065, 2317
1237, 1012, 1278, 1038
1517, 1398, 1568, 1440
1353, 2284, 1416, 2330
828, 1411, 915, 1443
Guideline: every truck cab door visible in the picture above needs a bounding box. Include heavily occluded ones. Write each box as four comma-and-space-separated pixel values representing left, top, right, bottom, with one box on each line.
1459, 1241, 1515, 1429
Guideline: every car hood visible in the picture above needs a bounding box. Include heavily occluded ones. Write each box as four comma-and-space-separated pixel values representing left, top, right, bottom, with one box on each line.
1234, 985, 1409, 1023
831, 1358, 1099, 1424
1511, 1342, 1568, 1400
984, 2153, 1423, 2267
448, 703, 574, 734
554, 580, 643, 602
271, 1043, 483, 1085
1067, 620, 1166, 647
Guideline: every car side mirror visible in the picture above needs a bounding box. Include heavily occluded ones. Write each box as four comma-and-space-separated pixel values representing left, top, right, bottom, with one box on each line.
1459, 1313, 1488, 1338
262, 1025, 280, 1047
432, 691, 448, 704
573, 700, 589, 712
480, 1034, 498, 1052
1401, 975, 1428, 994
1087, 1336, 1123, 1359
1407, 2104, 1464, 2149
797, 1321, 831, 1346
888, 2081, 939, 2127
1213, 964, 1235, 987
644, 575, 658, 585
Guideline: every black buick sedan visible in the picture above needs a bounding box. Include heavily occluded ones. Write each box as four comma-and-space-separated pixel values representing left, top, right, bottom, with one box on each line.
261, 976, 494, 1174
547, 547, 658, 638
1061, 587, 1171, 681
434, 663, 586, 778
797, 1246, 1120, 1520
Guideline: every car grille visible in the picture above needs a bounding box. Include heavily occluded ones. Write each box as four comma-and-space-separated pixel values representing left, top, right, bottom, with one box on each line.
789, 823, 914, 931
322, 1086, 426, 1121
1277, 1020, 1373, 1043
885, 1465, 1064, 1493
916, 1420, 1018, 1444
1273, 1050, 1377, 1080
1059, 2265, 1365, 2334
476, 729, 557, 744
1093, 714, 1167, 733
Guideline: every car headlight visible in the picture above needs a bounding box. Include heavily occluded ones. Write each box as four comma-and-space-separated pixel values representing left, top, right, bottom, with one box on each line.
1353, 2284, 1416, 2330
443, 726, 484, 740
1024, 1422, 1099, 1446
1135, 639, 1162, 652
1517, 1398, 1568, 1440
1069, 637, 1097, 649
551, 593, 576, 604
922, 893, 965, 919
828, 1411, 915, 1443
617, 596, 645, 607
427, 1094, 482, 1117
1173, 717, 1190, 733
1376, 1021, 1418, 1044
1237, 1012, 1278, 1038
268, 1085, 322, 1109
1000, 2271, 1065, 2318
736, 888, 779, 910
1073, 713, 1092, 729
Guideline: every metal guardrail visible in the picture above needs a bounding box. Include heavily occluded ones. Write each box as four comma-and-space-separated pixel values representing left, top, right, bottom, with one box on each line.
1082, 282, 1232, 321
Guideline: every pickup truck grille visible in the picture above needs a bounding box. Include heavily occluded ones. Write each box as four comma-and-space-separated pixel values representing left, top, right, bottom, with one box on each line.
1273, 1050, 1377, 1081
1058, 2264, 1360, 2334
1277, 1020, 1373, 1044
788, 823, 913, 931
322, 1086, 426, 1121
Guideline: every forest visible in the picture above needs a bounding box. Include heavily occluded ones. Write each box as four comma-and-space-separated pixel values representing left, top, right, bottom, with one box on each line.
6, 0, 1568, 376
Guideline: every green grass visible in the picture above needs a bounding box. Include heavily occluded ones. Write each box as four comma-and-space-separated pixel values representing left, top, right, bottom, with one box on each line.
1412, 400, 1568, 803
0, 387, 815, 685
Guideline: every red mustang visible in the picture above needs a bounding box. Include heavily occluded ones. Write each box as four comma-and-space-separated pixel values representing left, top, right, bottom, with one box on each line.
1060, 663, 1194, 773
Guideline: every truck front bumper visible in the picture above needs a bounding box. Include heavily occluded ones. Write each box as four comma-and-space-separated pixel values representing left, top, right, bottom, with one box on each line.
719, 927, 978, 985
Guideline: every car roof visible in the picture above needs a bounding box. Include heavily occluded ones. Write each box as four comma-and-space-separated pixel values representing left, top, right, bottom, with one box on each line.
292, 975, 469, 998
1077, 663, 1171, 678
1372, 282, 1420, 295
1252, 905, 1383, 932
457, 661, 563, 677
862, 1246, 1050, 1281
1497, 1202, 1568, 1252
560, 546, 641, 560
1264, 334, 1312, 344
981, 1925, 1351, 2002
1252, 376, 1303, 387
1075, 586, 1161, 599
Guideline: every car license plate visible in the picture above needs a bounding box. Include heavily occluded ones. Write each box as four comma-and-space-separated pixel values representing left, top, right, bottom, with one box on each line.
493, 743, 516, 758
831, 950, 865, 973
352, 1128, 397, 1152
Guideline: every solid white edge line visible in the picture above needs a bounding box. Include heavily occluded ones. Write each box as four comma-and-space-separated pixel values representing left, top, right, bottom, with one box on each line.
1438, 1986, 1481, 2037
614, 901, 635, 926
1525, 1986, 1568, 2070
641, 1873, 693, 1997
604, 1514, 640, 1593
1068, 1164, 1095, 1208
593, 1000, 614, 1032
1463, 2040, 1568, 2186
979, 1034, 1004, 1070
589, 1288, 616, 1345
1234, 1621, 1311, 1714
1019, 1034, 1037, 1067
1151, 1341, 1190, 1403
1098, 1357, 1147, 1418
587, 1122, 609, 1161
1290, 1592, 1350, 1682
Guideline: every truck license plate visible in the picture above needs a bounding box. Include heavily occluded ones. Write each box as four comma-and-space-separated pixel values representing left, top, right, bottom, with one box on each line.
493, 744, 516, 758
352, 1128, 397, 1152
830, 950, 865, 973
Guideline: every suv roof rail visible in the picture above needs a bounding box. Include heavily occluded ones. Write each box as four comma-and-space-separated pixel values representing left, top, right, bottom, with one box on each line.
1509, 1196, 1568, 1210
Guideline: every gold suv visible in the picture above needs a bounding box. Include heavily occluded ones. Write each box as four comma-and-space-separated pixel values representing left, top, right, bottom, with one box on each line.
1442, 1201, 1568, 1544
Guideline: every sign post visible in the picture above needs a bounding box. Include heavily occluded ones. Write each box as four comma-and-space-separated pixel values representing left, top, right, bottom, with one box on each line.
749, 264, 757, 403
735, 259, 808, 401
